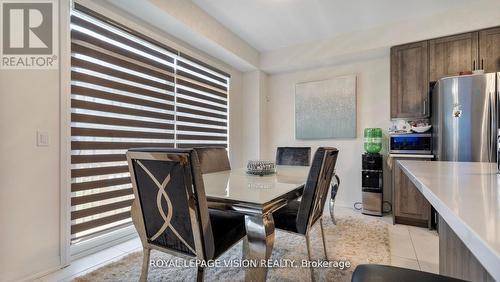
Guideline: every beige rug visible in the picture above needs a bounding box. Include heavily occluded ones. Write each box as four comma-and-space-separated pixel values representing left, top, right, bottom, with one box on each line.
74, 213, 390, 282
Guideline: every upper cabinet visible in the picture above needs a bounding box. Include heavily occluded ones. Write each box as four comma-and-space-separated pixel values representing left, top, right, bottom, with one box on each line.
390, 25, 500, 120
479, 27, 500, 72
391, 41, 429, 119
429, 33, 478, 81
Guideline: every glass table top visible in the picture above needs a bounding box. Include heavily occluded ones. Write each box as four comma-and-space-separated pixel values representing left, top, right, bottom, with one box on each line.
202, 165, 310, 205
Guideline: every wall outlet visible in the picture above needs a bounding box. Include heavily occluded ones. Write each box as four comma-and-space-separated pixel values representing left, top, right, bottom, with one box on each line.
37, 131, 49, 147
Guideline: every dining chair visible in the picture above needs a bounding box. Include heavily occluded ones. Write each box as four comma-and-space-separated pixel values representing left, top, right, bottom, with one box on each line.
275, 147, 311, 166
126, 148, 246, 282
351, 264, 467, 282
194, 147, 231, 174
272, 147, 339, 281
329, 173, 341, 224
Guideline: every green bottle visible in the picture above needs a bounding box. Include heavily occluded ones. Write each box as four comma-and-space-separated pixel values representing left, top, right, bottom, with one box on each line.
364, 128, 382, 154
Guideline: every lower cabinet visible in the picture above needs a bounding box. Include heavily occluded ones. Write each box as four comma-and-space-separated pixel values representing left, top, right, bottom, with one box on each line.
391, 157, 431, 227
439, 216, 495, 281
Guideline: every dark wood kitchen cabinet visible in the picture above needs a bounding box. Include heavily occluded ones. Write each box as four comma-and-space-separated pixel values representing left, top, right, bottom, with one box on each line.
429, 32, 478, 81
479, 27, 500, 72
390, 41, 430, 119
392, 158, 431, 227
390, 25, 500, 120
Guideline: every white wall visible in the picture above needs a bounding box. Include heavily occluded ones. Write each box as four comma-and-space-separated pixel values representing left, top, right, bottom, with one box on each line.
0, 1, 245, 281
0, 69, 62, 281
241, 70, 269, 162
262, 56, 392, 207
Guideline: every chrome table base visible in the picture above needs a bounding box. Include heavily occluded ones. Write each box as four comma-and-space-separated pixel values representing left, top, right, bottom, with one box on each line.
244, 214, 276, 282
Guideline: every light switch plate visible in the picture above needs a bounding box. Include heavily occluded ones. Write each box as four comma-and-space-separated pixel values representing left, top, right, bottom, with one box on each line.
37, 131, 49, 147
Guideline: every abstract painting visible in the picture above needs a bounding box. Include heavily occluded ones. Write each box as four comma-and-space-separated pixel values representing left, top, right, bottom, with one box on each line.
295, 75, 357, 139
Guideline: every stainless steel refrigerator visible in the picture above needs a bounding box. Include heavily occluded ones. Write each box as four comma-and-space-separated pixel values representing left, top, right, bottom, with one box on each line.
432, 73, 500, 162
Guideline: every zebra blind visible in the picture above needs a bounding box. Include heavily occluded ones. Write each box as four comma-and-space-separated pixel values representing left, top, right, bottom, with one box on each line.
70, 5, 229, 244
175, 53, 229, 148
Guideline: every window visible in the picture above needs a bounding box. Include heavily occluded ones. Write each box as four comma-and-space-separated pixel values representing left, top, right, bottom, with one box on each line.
70, 4, 229, 244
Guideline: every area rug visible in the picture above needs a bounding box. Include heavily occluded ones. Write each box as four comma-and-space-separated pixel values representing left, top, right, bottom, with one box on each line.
74, 213, 390, 282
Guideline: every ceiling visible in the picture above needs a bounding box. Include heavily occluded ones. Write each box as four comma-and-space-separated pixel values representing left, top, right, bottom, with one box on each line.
192, 0, 470, 51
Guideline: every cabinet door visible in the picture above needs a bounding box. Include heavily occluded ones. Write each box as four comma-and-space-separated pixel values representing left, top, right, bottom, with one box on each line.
392, 158, 431, 224
479, 27, 500, 72
391, 41, 429, 119
429, 32, 478, 81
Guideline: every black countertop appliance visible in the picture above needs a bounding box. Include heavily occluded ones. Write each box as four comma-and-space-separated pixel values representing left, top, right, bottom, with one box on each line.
362, 153, 383, 216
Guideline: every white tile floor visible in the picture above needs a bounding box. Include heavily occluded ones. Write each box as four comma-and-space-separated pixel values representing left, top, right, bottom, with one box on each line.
37, 206, 439, 282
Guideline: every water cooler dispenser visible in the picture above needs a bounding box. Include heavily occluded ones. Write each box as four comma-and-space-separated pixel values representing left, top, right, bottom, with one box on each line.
361, 153, 383, 216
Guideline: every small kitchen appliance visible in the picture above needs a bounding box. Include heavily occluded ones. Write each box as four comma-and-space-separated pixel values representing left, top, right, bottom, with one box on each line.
390, 133, 432, 155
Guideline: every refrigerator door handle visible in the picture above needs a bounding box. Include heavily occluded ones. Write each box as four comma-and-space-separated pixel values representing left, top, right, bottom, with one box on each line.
423, 98, 427, 116
489, 91, 496, 163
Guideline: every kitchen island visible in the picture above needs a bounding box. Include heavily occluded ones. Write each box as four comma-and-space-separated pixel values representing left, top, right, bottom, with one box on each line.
398, 160, 499, 282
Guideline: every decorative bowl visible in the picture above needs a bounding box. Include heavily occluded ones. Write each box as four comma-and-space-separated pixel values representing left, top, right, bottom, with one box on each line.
411, 125, 432, 133
246, 160, 275, 176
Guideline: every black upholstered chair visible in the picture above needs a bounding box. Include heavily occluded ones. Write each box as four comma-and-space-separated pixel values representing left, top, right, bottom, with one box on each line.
351, 265, 468, 282
275, 146, 311, 166
194, 147, 231, 174
127, 148, 245, 282
272, 147, 339, 280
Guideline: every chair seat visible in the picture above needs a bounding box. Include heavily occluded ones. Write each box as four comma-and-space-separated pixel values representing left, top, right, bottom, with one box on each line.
352, 265, 468, 282
273, 200, 301, 234
209, 209, 246, 258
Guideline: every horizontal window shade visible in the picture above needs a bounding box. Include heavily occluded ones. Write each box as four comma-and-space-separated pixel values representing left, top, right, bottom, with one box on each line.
177, 143, 228, 148
72, 57, 170, 90
72, 127, 174, 140
177, 78, 226, 99
71, 188, 134, 206
71, 211, 131, 235
72, 199, 134, 220
177, 125, 227, 134
71, 23, 175, 72
71, 99, 174, 120
70, 8, 176, 243
179, 51, 230, 79
177, 88, 227, 106
72, 113, 174, 130
72, 142, 174, 150
71, 86, 175, 112
71, 177, 131, 192
70, 5, 229, 244
72, 220, 133, 244
177, 115, 227, 127
71, 42, 173, 82
71, 72, 175, 103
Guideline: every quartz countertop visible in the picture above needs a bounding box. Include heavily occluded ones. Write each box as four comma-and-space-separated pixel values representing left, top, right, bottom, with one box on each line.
398, 160, 500, 280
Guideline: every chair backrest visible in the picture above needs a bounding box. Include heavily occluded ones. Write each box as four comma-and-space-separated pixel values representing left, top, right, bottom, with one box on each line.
296, 147, 339, 234
194, 147, 231, 174
275, 147, 311, 166
127, 148, 215, 260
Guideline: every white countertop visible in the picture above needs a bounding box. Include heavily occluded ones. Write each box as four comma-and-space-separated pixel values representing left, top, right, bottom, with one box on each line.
389, 153, 434, 158
398, 160, 500, 280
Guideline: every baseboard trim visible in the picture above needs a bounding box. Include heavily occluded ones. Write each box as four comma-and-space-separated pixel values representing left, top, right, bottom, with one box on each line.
394, 216, 428, 228
12, 256, 61, 282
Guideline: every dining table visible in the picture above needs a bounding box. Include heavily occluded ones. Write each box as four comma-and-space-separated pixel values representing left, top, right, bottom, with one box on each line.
202, 165, 310, 281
